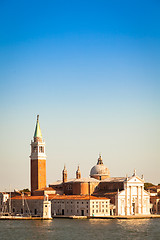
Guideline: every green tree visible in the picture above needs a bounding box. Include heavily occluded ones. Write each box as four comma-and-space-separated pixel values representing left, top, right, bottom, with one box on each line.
144, 183, 155, 190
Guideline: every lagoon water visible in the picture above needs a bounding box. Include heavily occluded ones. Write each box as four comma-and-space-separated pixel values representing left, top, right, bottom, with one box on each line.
0, 219, 160, 240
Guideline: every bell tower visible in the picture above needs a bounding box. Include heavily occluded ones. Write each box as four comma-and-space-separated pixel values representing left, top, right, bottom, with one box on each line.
76, 166, 81, 179
62, 165, 67, 183
30, 115, 46, 194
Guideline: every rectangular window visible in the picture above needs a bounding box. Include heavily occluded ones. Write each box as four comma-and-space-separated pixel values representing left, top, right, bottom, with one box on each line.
33, 146, 37, 153
39, 146, 44, 153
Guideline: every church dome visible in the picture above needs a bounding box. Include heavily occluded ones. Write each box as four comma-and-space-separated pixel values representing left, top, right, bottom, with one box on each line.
90, 154, 110, 180
90, 164, 109, 176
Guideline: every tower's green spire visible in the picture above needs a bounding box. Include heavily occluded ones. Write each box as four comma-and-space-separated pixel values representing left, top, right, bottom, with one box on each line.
34, 115, 42, 138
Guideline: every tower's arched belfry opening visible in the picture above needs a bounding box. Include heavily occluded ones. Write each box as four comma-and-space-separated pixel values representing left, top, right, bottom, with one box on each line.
30, 115, 46, 194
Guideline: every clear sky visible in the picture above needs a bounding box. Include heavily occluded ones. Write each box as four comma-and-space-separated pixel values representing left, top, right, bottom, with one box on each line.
0, 0, 160, 191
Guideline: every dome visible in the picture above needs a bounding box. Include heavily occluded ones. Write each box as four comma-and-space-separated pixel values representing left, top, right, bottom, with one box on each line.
90, 154, 110, 180
90, 164, 109, 176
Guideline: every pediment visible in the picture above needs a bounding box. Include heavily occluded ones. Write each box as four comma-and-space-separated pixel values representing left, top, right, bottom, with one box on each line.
128, 176, 144, 183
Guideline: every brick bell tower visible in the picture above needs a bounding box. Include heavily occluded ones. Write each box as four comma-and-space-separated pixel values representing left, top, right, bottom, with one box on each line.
30, 115, 46, 194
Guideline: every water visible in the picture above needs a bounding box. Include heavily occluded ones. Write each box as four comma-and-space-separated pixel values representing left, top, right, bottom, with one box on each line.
0, 219, 160, 240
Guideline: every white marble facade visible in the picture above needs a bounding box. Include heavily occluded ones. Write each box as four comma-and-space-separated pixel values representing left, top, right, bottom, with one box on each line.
115, 175, 150, 216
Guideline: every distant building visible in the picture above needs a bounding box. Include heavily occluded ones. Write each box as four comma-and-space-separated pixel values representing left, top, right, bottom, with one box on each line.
145, 185, 160, 214
0, 192, 9, 214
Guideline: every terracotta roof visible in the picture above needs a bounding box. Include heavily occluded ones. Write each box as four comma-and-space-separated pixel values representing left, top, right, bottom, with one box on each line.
11, 195, 109, 200
11, 196, 44, 200
104, 192, 118, 195
148, 186, 160, 190
49, 195, 109, 200
34, 187, 54, 192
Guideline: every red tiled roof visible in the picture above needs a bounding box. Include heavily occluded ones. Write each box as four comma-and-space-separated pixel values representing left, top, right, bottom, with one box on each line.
11, 196, 44, 200
49, 195, 109, 200
11, 195, 109, 200
34, 187, 54, 192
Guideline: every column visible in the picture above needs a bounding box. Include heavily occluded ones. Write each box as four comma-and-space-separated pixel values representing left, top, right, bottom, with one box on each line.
141, 186, 143, 214
130, 186, 132, 215
137, 186, 139, 214
125, 187, 128, 215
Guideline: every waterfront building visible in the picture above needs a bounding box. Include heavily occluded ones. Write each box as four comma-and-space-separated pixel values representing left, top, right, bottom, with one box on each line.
145, 186, 160, 214
150, 196, 160, 214
10, 195, 110, 217
51, 195, 110, 217
0, 193, 9, 214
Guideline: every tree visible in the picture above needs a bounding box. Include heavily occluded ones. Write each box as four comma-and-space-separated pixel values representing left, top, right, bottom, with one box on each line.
20, 188, 30, 193
144, 183, 155, 190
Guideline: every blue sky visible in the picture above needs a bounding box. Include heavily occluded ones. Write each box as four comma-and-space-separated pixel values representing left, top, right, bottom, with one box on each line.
0, 0, 160, 190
